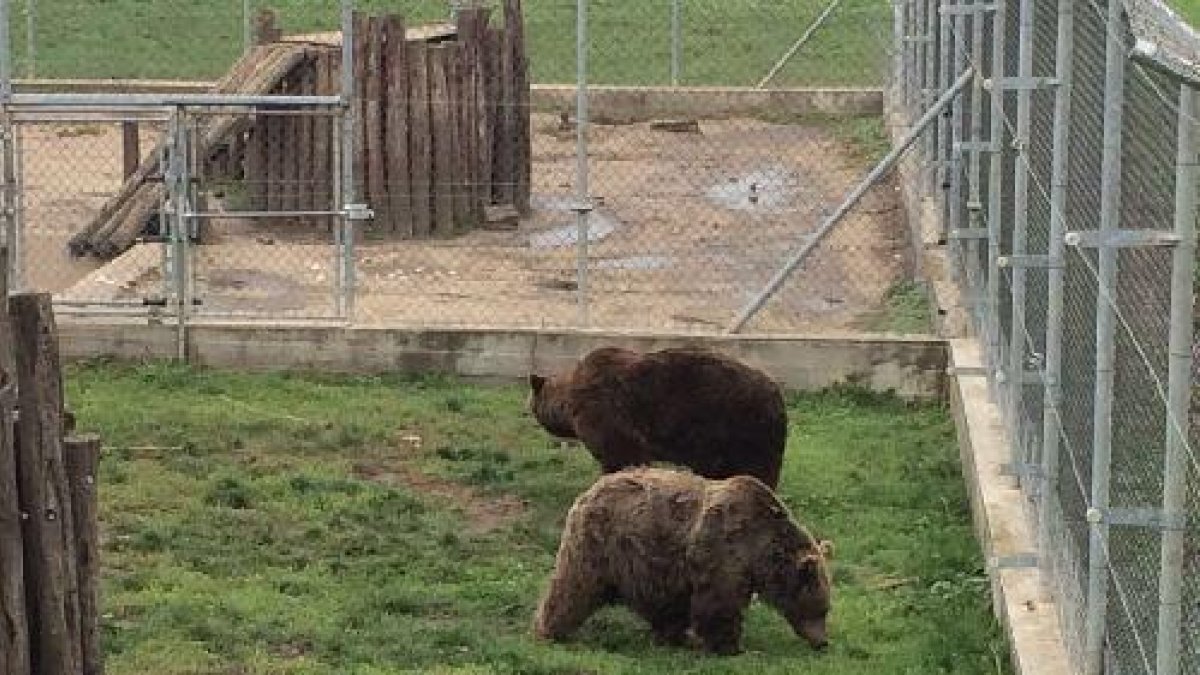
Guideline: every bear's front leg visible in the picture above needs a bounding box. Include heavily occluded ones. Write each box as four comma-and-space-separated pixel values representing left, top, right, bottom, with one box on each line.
689, 587, 746, 656
645, 602, 691, 647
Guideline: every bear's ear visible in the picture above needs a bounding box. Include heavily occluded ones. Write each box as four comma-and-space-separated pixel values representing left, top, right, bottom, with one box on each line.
797, 552, 822, 580
529, 374, 547, 394
818, 540, 835, 560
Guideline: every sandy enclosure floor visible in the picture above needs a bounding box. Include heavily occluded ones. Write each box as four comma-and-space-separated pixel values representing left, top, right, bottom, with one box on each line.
31, 114, 909, 333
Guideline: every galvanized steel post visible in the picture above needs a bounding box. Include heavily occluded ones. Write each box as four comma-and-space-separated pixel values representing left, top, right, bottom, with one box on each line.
966, 0, 987, 328
1155, 82, 1198, 675
575, 0, 591, 326
339, 0, 357, 320
1082, 0, 1126, 671
1038, 0, 1073, 597
984, 0, 1006, 381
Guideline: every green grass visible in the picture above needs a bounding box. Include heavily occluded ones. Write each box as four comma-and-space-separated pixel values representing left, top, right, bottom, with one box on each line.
10, 0, 889, 85
860, 280, 934, 334
66, 361, 1012, 675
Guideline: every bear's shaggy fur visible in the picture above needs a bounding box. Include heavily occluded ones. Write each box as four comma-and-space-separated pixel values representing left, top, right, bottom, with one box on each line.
528, 347, 788, 489
532, 467, 833, 655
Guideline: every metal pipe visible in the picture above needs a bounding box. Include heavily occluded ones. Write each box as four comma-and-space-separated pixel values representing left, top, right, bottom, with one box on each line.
891, 0, 904, 106
728, 67, 975, 334
923, 0, 938, 194
670, 0, 681, 86
1038, 0, 1073, 599
0, 0, 12, 104
985, 0, 1006, 381
939, 0, 955, 250
1008, 0, 1036, 491
25, 0, 34, 78
183, 210, 347, 219
756, 0, 843, 89
966, 0, 986, 329
8, 93, 343, 107
1155, 82, 1198, 675
1083, 0, 1126, 671
575, 0, 591, 327
919, 0, 933, 185
339, 0, 357, 320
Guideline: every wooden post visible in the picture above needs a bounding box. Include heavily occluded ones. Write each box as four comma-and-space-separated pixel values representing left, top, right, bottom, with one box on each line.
505, 0, 531, 215
385, 15, 413, 236
64, 435, 101, 675
352, 12, 370, 207
11, 293, 81, 675
429, 45, 456, 235
365, 16, 390, 232
254, 8, 282, 46
245, 121, 267, 211
265, 100, 285, 212
408, 42, 433, 237
121, 122, 140, 180
0, 376, 29, 675
297, 58, 316, 213
313, 51, 335, 216
457, 8, 492, 226
482, 28, 501, 206
495, 23, 516, 207
447, 46, 469, 231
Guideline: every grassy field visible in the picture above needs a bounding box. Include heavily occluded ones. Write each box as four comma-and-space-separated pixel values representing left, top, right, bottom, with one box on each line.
67, 361, 1011, 675
11, 0, 888, 85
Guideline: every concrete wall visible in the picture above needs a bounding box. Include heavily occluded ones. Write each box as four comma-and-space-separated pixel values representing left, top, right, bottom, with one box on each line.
57, 319, 946, 399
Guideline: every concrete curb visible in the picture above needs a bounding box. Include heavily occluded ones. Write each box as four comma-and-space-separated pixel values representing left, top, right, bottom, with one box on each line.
949, 339, 1073, 675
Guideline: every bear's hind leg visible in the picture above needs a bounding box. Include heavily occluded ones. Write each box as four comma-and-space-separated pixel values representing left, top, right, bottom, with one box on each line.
532, 557, 608, 642
646, 601, 691, 647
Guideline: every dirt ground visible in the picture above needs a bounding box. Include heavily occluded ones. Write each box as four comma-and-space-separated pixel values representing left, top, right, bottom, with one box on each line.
32, 113, 909, 333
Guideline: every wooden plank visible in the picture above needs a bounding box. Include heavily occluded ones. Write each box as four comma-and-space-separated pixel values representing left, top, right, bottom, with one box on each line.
505, 0, 531, 214
428, 45, 455, 235
365, 16, 389, 232
11, 293, 81, 675
457, 8, 490, 227
408, 42, 433, 238
481, 28, 500, 206
265, 103, 285, 213
64, 435, 101, 675
296, 57, 316, 212
0, 364, 29, 675
352, 12, 369, 207
312, 50, 334, 216
384, 15, 413, 237
245, 119, 267, 211
279, 73, 299, 212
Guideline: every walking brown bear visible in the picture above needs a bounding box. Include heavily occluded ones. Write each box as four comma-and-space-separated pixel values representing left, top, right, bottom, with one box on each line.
527, 346, 788, 489
532, 467, 834, 654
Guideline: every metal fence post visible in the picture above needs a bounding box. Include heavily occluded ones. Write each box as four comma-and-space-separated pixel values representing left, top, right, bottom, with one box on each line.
922, 0, 938, 192
1007, 0, 1035, 491
24, 0, 34, 78
946, 0, 964, 269
670, 0, 680, 86
1038, 0, 1072, 596
938, 0, 954, 248
984, 0, 1006, 377
575, 0, 591, 327
339, 0, 357, 321
966, 0, 987, 330
1083, 1, 1126, 671
1154, 81, 1198, 675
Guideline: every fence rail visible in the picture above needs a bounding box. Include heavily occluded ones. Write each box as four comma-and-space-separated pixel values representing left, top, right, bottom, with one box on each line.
893, 0, 1200, 672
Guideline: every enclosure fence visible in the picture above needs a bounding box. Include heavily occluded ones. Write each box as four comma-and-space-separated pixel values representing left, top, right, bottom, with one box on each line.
893, 0, 1200, 672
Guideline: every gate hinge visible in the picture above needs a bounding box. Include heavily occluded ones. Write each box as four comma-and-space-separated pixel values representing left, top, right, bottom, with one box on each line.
344, 203, 375, 221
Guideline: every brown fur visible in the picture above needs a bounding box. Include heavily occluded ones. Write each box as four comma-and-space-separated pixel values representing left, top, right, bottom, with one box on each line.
528, 347, 788, 488
532, 467, 833, 655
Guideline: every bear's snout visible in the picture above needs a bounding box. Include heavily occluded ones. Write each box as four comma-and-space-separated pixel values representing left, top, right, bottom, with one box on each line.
796, 619, 829, 650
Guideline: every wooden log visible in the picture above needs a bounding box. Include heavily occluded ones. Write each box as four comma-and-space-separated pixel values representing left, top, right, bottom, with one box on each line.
265, 97, 286, 213
384, 15, 413, 237
11, 293, 81, 675
122, 122, 140, 180
428, 45, 456, 235
0, 374, 29, 675
460, 7, 494, 224
479, 26, 498, 207
254, 8, 283, 46
494, 23, 516, 206
312, 51, 334, 215
447, 46, 471, 231
365, 16, 389, 232
64, 435, 101, 675
352, 12, 369, 206
505, 0, 531, 215
408, 42, 433, 237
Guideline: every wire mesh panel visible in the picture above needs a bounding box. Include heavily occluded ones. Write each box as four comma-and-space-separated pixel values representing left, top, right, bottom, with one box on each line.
8, 115, 171, 314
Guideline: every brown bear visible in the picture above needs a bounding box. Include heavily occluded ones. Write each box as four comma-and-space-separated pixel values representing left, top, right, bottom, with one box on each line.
532, 467, 833, 655
528, 346, 788, 489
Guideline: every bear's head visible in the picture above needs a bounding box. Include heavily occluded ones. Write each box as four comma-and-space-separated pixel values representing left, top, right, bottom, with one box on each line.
761, 539, 834, 650
527, 373, 578, 439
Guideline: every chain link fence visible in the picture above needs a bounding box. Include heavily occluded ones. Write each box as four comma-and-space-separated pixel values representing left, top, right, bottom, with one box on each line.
895, 0, 1200, 672
1, 0, 924, 335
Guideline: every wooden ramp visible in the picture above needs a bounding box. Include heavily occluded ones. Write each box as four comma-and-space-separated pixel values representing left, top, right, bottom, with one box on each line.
68, 42, 313, 258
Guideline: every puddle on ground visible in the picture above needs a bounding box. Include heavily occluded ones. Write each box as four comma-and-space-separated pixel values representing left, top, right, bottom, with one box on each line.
528, 195, 622, 249
594, 255, 673, 271
706, 166, 803, 212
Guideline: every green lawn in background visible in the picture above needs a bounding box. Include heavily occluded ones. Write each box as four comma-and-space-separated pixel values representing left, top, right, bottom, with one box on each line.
69, 361, 1012, 675
11, 0, 888, 85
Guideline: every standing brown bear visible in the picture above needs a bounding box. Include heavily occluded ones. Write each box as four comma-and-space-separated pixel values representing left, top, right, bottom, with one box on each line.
528, 346, 788, 489
532, 467, 834, 654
